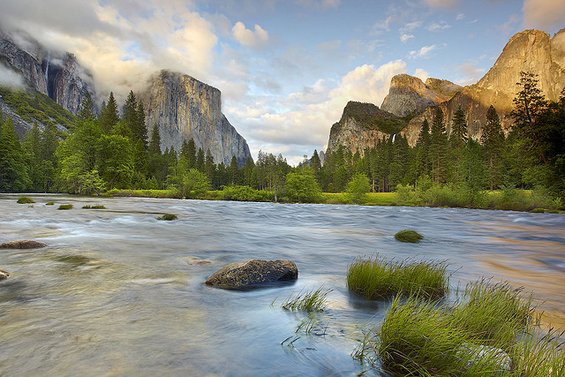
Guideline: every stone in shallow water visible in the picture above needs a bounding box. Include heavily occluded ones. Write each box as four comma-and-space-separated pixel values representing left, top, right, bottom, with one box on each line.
205, 259, 298, 290
0, 240, 47, 249
0, 270, 9, 280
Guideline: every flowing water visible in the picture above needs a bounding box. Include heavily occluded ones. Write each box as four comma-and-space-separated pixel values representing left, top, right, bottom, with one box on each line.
1, 194, 564, 376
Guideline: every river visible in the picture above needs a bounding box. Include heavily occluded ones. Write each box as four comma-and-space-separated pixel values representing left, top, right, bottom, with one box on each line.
1, 194, 564, 376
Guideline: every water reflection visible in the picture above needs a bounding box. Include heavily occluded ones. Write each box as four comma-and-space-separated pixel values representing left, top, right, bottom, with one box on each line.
0, 194, 563, 376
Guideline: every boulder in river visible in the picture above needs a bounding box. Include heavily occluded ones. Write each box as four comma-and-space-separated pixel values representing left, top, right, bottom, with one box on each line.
205, 259, 298, 290
0, 270, 9, 280
0, 240, 47, 249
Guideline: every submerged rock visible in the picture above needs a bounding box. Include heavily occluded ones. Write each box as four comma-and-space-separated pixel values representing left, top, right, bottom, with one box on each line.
0, 269, 9, 280
457, 343, 512, 374
0, 240, 47, 249
205, 259, 298, 290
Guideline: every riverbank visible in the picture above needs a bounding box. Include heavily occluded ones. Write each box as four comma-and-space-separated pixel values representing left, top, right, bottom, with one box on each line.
101, 187, 564, 214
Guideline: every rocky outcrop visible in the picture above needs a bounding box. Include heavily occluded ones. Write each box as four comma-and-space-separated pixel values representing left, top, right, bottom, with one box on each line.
0, 29, 96, 114
326, 101, 405, 155
205, 259, 298, 290
0, 240, 47, 249
140, 70, 252, 166
0, 269, 9, 280
381, 74, 461, 117
330, 29, 565, 151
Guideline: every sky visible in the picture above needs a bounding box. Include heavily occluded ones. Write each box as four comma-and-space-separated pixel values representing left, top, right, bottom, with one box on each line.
0, 0, 564, 165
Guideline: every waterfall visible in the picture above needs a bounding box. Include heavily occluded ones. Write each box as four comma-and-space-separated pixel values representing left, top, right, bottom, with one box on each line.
44, 53, 50, 87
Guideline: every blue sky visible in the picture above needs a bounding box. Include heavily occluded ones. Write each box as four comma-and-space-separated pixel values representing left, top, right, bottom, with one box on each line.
1, 0, 564, 164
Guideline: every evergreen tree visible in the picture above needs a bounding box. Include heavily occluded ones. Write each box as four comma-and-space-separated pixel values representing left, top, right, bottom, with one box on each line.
78, 92, 95, 121
430, 107, 448, 184
181, 139, 197, 169
481, 105, 505, 190
0, 117, 30, 191
310, 149, 321, 183
148, 124, 165, 185
415, 119, 431, 179
450, 106, 468, 148
242, 158, 257, 188
195, 148, 205, 172
99, 92, 119, 133
229, 155, 240, 185
204, 150, 215, 183
134, 102, 148, 149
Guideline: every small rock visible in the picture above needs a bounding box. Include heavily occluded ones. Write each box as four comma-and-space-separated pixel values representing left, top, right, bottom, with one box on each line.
0, 270, 9, 280
205, 259, 298, 290
185, 256, 213, 266
0, 240, 47, 249
457, 343, 512, 374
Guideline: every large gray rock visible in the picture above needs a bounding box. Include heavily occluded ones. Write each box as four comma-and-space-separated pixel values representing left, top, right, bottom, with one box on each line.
140, 70, 252, 166
0, 269, 9, 280
0, 240, 47, 249
205, 259, 298, 290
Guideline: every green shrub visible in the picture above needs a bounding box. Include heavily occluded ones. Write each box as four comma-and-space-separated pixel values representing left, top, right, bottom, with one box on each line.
347, 257, 447, 300
17, 196, 35, 204
46, 201, 55, 205
58, 204, 73, 210
284, 170, 322, 203
82, 205, 106, 209
281, 287, 331, 312
394, 229, 423, 243
221, 185, 273, 202
157, 213, 177, 221
346, 173, 371, 204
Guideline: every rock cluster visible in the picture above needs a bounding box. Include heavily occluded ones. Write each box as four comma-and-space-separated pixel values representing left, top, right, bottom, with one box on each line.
0, 240, 47, 249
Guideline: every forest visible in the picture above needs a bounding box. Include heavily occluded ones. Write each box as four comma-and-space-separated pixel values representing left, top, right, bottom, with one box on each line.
0, 72, 563, 210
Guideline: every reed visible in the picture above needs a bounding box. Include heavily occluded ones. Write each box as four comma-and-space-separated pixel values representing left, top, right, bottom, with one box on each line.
282, 287, 331, 312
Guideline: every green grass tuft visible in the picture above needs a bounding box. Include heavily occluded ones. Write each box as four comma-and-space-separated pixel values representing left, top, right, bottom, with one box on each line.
365, 279, 564, 376
282, 287, 331, 312
46, 201, 55, 205
347, 257, 447, 300
157, 213, 178, 221
17, 196, 35, 204
394, 229, 423, 243
82, 205, 106, 209
58, 204, 73, 210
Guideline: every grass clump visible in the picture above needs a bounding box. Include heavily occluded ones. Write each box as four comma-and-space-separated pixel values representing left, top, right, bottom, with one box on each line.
347, 257, 448, 300
282, 287, 331, 312
82, 205, 106, 209
394, 229, 423, 243
17, 196, 35, 204
57, 204, 73, 210
157, 213, 178, 221
361, 279, 565, 376
46, 201, 55, 205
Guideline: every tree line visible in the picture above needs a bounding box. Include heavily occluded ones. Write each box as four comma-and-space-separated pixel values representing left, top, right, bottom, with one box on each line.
314, 72, 564, 198
0, 72, 563, 203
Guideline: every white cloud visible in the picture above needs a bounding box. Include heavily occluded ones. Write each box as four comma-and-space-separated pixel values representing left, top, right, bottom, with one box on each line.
424, 0, 458, 8
401, 20, 423, 33
0, 64, 25, 88
456, 13, 465, 21
400, 33, 414, 42
414, 68, 429, 81
224, 60, 407, 164
428, 21, 451, 32
409, 44, 436, 58
232, 21, 269, 48
523, 0, 565, 30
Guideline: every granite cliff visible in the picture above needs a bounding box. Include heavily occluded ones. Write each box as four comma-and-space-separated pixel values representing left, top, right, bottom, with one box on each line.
0, 29, 96, 115
140, 70, 252, 165
327, 28, 565, 151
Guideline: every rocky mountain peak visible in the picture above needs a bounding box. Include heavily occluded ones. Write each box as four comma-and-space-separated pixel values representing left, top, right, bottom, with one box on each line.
381, 74, 460, 117
140, 69, 252, 165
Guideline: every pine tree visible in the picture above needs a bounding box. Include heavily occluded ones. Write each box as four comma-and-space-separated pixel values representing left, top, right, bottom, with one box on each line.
195, 148, 205, 172
415, 119, 431, 179
450, 106, 468, 148
78, 92, 95, 121
135, 102, 148, 149
511, 72, 548, 134
229, 155, 239, 185
430, 107, 448, 184
310, 149, 321, 183
99, 92, 119, 133
204, 150, 215, 183
0, 118, 30, 191
481, 105, 505, 190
